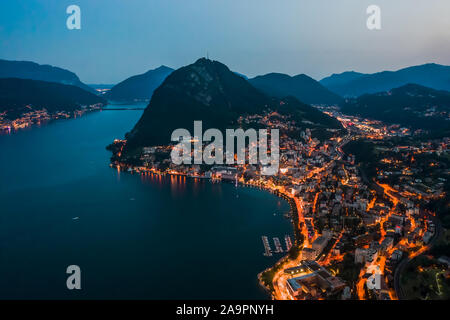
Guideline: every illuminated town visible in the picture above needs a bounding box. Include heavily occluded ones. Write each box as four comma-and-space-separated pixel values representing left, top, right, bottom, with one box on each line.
2, 0, 450, 311
0, 103, 104, 133
109, 107, 449, 300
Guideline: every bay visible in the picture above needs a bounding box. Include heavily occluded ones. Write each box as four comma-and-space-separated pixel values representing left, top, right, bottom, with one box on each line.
0, 105, 292, 299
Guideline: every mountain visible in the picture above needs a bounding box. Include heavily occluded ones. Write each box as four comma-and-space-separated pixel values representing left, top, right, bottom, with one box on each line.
124, 58, 342, 151
0, 59, 97, 95
125, 58, 267, 149
320, 71, 364, 89
104, 66, 174, 102
320, 63, 450, 97
233, 71, 248, 80
249, 73, 342, 105
0, 78, 106, 118
341, 83, 450, 132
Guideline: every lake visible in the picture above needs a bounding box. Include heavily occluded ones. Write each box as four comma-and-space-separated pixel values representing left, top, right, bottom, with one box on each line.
0, 105, 292, 299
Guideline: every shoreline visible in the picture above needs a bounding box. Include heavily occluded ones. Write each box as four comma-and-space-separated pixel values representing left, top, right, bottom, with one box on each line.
110, 163, 300, 300
0, 104, 104, 135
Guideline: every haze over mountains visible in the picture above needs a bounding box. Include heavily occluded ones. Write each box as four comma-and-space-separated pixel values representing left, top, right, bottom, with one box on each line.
124, 58, 342, 151
249, 73, 342, 105
321, 63, 450, 97
341, 83, 450, 133
0, 59, 97, 95
105, 66, 174, 103
0, 78, 105, 118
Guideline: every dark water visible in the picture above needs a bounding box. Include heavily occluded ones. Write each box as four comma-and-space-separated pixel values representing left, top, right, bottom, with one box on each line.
0, 106, 292, 299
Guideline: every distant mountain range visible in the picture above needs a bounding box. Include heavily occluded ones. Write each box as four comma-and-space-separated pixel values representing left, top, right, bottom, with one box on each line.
105, 66, 174, 103
320, 63, 450, 97
4, 57, 449, 137
249, 73, 342, 105
124, 58, 342, 151
0, 59, 97, 95
341, 83, 450, 132
0, 78, 105, 118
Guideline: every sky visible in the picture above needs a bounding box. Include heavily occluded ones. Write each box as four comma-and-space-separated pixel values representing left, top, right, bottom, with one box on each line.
0, 0, 449, 84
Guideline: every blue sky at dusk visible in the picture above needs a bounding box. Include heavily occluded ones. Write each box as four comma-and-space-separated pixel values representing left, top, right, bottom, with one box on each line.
1, 0, 449, 84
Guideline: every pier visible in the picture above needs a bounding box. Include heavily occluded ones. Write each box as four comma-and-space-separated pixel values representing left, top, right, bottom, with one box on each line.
273, 237, 284, 253
285, 235, 293, 251
262, 236, 273, 257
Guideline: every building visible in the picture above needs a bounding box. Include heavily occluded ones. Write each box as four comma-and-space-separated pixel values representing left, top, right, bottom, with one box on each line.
366, 248, 378, 265
312, 236, 329, 257
211, 166, 238, 180
287, 274, 317, 298
287, 261, 346, 299
302, 248, 317, 261
261, 165, 278, 175
380, 237, 394, 253
353, 233, 373, 247
355, 248, 367, 264
284, 265, 308, 276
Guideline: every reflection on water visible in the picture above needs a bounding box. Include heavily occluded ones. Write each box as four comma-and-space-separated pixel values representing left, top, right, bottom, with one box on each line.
0, 106, 292, 299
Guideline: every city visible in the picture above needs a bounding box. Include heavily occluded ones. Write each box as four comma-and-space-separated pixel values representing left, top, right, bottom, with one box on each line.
109, 106, 449, 300
1, 1, 450, 314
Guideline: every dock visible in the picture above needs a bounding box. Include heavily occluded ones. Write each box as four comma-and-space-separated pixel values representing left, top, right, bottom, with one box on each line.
262, 236, 273, 257
285, 235, 293, 251
273, 237, 284, 253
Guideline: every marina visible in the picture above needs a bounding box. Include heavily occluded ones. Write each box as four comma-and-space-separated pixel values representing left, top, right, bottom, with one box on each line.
285, 235, 292, 251
273, 237, 283, 253
262, 236, 273, 257
262, 234, 294, 256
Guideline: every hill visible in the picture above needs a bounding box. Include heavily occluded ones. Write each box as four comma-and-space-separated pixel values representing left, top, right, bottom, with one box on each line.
0, 59, 97, 95
105, 66, 173, 102
249, 73, 342, 105
125, 58, 267, 149
124, 58, 343, 152
320, 63, 450, 97
0, 78, 106, 118
341, 84, 450, 132
319, 71, 364, 90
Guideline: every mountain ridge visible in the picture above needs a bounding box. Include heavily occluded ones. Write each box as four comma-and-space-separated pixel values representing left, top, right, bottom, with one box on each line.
340, 83, 450, 132
0, 59, 97, 95
320, 63, 450, 97
105, 65, 174, 102
249, 72, 342, 105
123, 58, 343, 152
0, 78, 106, 118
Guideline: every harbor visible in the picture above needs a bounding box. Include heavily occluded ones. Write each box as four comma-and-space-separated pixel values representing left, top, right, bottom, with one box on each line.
262, 235, 293, 256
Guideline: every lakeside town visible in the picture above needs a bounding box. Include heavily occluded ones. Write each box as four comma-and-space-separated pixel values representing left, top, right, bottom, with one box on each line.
108, 107, 450, 300
0, 103, 104, 133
